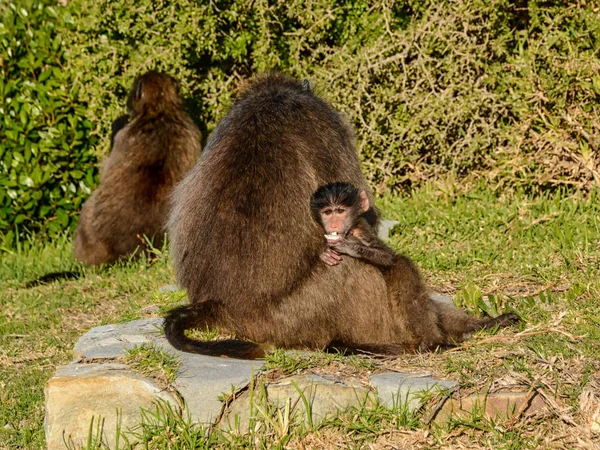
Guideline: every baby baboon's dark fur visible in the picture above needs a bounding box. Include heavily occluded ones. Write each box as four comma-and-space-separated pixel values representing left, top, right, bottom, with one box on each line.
310, 182, 397, 267
73, 71, 201, 266
165, 73, 518, 359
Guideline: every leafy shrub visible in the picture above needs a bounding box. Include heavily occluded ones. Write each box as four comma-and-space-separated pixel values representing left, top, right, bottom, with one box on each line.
65, 0, 600, 194
0, 0, 98, 247
310, 0, 600, 192
63, 0, 376, 145
2, 0, 599, 245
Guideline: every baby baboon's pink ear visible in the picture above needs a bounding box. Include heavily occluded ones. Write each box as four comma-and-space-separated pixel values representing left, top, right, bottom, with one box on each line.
359, 190, 370, 212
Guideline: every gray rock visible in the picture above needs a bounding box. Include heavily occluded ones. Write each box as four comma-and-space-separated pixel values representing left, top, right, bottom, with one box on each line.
434, 391, 550, 425
370, 372, 457, 411
159, 284, 179, 293
378, 219, 399, 240
45, 363, 178, 450
220, 374, 373, 432
52, 318, 463, 442
73, 318, 164, 360
172, 349, 264, 424
72, 318, 264, 424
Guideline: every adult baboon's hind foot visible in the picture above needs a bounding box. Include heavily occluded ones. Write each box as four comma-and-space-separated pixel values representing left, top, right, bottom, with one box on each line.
484, 312, 521, 329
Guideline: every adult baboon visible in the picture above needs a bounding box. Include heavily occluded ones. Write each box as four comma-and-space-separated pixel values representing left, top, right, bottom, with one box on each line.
73, 71, 201, 266
165, 73, 517, 358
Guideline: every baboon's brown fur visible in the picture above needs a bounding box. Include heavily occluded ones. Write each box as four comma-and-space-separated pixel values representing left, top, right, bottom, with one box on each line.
310, 181, 519, 351
73, 71, 201, 266
164, 73, 518, 359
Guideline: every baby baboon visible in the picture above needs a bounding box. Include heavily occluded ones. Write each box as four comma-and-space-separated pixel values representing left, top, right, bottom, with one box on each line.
165, 73, 518, 359
73, 71, 201, 266
310, 182, 396, 267
311, 182, 520, 351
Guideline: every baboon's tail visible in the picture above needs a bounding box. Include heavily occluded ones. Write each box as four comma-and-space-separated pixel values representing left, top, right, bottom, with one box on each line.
25, 270, 81, 288
163, 302, 267, 360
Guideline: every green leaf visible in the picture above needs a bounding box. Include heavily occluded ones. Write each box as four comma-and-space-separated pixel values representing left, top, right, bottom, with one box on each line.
70, 170, 84, 179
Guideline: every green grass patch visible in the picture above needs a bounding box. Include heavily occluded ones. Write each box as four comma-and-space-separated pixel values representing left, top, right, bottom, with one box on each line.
1, 185, 599, 448
124, 343, 181, 387
264, 348, 379, 376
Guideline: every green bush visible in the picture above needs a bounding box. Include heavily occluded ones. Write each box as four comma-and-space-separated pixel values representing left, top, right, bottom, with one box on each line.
0, 0, 98, 247
2, 0, 599, 245
64, 0, 599, 194
63, 0, 377, 146
309, 0, 600, 192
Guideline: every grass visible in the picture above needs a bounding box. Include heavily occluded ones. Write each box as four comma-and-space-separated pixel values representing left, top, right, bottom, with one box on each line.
124, 343, 181, 388
1, 183, 599, 449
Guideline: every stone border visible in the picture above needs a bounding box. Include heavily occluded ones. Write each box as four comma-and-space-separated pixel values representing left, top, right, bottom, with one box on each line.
45, 318, 550, 449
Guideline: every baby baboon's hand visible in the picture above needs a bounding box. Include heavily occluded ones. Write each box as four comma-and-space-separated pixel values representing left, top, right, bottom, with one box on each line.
328, 237, 358, 258
320, 248, 342, 266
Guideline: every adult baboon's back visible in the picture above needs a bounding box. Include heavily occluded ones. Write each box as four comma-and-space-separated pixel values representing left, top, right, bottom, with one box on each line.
166, 74, 390, 356
166, 74, 519, 358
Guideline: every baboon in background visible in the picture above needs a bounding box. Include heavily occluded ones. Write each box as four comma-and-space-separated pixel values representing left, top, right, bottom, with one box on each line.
73, 71, 201, 266
164, 73, 518, 359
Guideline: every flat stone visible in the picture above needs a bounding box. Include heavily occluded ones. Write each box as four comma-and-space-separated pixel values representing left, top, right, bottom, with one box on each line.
45, 363, 178, 450
433, 391, 550, 424
168, 344, 264, 424
370, 372, 457, 412
70, 318, 264, 424
53, 319, 465, 441
378, 220, 399, 240
73, 318, 164, 360
220, 374, 373, 432
158, 284, 179, 293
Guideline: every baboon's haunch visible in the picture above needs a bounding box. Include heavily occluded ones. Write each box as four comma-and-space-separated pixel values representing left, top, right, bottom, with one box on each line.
73, 71, 201, 266
164, 73, 518, 359
311, 181, 520, 351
